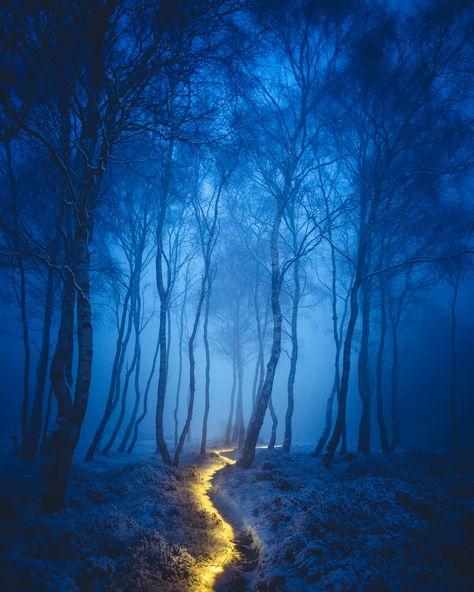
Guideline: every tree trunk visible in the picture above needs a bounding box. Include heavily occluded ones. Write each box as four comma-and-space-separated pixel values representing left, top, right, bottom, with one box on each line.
85, 279, 134, 461
155, 298, 171, 464
314, 223, 347, 456
103, 293, 140, 455
315, 382, 338, 456
200, 277, 212, 455
267, 396, 278, 449
251, 282, 264, 411
449, 269, 460, 454
173, 271, 208, 466
340, 418, 347, 455
390, 317, 400, 450
357, 280, 371, 453
154, 139, 173, 465
225, 352, 237, 445
18, 258, 31, 459
128, 337, 160, 453
283, 257, 300, 453
251, 356, 260, 412
238, 204, 284, 469
24, 265, 56, 460
376, 282, 389, 452
232, 306, 246, 448
174, 278, 187, 451
323, 277, 361, 466
118, 286, 143, 452
39, 384, 53, 458
42, 225, 92, 512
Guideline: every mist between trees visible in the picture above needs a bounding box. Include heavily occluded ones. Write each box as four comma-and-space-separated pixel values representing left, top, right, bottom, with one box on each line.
0, 0, 473, 511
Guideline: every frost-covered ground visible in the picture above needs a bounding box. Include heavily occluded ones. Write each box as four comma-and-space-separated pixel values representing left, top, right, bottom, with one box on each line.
0, 442, 230, 592
216, 447, 474, 592
1, 443, 473, 592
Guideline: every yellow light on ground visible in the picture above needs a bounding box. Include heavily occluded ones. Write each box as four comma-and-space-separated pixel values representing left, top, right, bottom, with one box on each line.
193, 449, 238, 591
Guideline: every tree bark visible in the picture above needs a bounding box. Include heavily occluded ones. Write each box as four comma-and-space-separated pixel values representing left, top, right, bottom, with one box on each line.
103, 292, 140, 455
154, 143, 174, 464
267, 395, 278, 449
449, 268, 460, 454
200, 276, 212, 455
357, 279, 371, 453
174, 278, 188, 451
238, 203, 284, 468
232, 302, 246, 448
128, 337, 160, 454
155, 297, 171, 463
118, 286, 143, 452
323, 277, 361, 466
84, 279, 134, 461
225, 351, 237, 445
283, 256, 300, 453
18, 257, 31, 459
24, 265, 56, 460
42, 225, 91, 512
39, 384, 53, 458
314, 220, 347, 456
389, 317, 400, 450
376, 282, 389, 452
173, 270, 208, 465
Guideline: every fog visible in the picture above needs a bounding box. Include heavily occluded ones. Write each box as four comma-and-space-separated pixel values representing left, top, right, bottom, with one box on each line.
0, 1, 473, 589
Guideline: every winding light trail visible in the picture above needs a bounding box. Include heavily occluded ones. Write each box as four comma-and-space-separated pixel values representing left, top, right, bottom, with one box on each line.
193, 449, 239, 591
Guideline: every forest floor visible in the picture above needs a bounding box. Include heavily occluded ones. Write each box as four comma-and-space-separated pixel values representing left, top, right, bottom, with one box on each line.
0, 443, 240, 591
216, 446, 474, 592
0, 443, 473, 591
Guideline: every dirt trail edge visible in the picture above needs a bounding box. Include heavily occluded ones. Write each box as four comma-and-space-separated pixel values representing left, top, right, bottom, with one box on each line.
209, 449, 259, 591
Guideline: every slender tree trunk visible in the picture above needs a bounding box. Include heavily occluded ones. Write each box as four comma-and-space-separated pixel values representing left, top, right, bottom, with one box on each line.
103, 293, 140, 454
340, 419, 347, 454
18, 259, 31, 458
283, 257, 300, 453
118, 288, 142, 452
357, 280, 371, 453
238, 204, 284, 469
315, 382, 337, 455
225, 352, 237, 445
233, 346, 245, 449
174, 279, 187, 451
155, 140, 173, 465
200, 277, 212, 455
128, 337, 160, 454
232, 302, 245, 448
314, 226, 346, 455
85, 280, 134, 461
323, 277, 361, 467
376, 282, 389, 452
39, 384, 53, 458
267, 396, 278, 449
41, 268, 75, 470
390, 317, 400, 450
449, 270, 460, 454
173, 271, 208, 466
24, 266, 56, 460
251, 356, 260, 412
251, 282, 263, 411
155, 298, 171, 463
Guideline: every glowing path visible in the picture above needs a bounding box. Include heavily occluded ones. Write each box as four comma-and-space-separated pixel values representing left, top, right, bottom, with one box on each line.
193, 449, 239, 591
